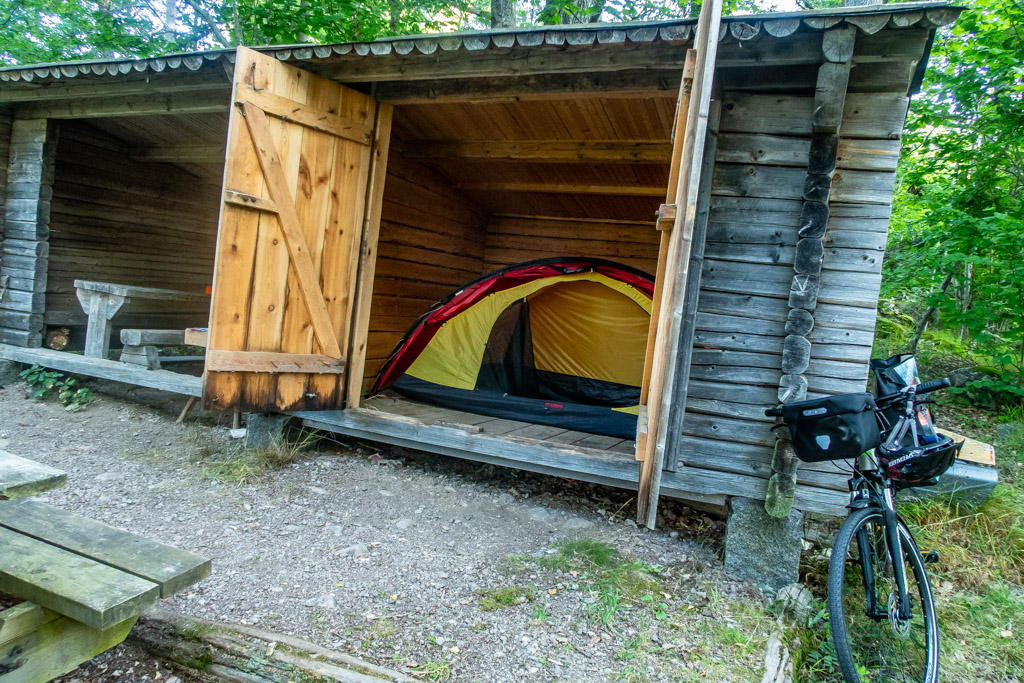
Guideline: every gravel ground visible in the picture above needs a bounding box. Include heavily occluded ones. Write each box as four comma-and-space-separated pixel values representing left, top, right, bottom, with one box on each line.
0, 377, 768, 682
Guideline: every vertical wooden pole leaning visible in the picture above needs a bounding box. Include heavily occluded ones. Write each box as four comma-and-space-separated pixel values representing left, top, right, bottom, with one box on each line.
636, 48, 697, 434
636, 0, 723, 529
345, 99, 394, 408
0, 118, 57, 348
663, 97, 722, 472
764, 26, 856, 518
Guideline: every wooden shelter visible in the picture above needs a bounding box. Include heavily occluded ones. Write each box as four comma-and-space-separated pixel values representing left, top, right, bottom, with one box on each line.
0, 2, 960, 525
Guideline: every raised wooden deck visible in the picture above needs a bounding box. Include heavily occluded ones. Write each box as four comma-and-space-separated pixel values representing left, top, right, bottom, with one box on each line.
292, 395, 849, 516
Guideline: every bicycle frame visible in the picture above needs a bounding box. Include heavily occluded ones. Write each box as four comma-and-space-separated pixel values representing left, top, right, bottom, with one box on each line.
848, 388, 926, 623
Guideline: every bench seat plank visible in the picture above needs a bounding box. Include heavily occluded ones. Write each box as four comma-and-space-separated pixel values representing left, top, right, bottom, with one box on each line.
0, 451, 66, 501
0, 527, 159, 629
120, 329, 187, 346
0, 500, 211, 598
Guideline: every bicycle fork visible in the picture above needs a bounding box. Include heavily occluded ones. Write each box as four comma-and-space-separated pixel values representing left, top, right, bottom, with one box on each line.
858, 490, 912, 622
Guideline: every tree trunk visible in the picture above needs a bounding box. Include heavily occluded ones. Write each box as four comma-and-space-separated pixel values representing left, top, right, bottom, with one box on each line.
130, 608, 417, 683
910, 269, 956, 354
490, 0, 515, 27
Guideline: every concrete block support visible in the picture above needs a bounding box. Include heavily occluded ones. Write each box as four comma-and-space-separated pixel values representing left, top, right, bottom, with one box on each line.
724, 496, 804, 591
245, 413, 296, 450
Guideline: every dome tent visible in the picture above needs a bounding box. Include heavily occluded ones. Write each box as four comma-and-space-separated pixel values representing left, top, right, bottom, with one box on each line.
374, 258, 655, 439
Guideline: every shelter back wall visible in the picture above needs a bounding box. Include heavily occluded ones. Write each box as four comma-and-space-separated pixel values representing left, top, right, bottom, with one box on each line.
363, 152, 488, 390
0, 110, 10, 239
45, 120, 221, 329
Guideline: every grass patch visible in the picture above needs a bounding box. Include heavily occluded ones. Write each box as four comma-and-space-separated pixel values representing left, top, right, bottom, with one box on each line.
939, 583, 1024, 678
187, 427, 320, 484
476, 586, 533, 612
410, 655, 452, 682
901, 485, 1024, 590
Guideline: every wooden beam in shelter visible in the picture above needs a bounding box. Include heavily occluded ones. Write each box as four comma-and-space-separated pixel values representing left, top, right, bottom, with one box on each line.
457, 182, 665, 197
404, 140, 672, 163
13, 89, 230, 119
636, 0, 723, 530
129, 145, 226, 164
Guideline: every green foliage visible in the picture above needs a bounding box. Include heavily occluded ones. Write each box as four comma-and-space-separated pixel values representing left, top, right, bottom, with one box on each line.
884, 0, 1024, 403
475, 585, 534, 611
19, 364, 95, 411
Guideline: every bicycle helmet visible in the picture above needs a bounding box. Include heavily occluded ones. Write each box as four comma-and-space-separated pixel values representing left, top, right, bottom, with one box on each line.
877, 434, 962, 486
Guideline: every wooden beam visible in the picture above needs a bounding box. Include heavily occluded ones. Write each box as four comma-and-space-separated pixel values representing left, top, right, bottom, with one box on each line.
663, 98, 722, 472
0, 71, 229, 104
14, 89, 230, 119
223, 189, 278, 213
0, 344, 203, 396
205, 349, 345, 373
375, 70, 682, 103
236, 84, 372, 145
404, 140, 672, 163
345, 100, 394, 409
457, 182, 665, 197
129, 145, 226, 164
636, 0, 722, 530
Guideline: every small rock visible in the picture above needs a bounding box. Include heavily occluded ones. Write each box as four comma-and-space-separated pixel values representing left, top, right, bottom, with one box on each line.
396, 518, 414, 530
497, 493, 515, 505
379, 489, 395, 497
775, 583, 813, 622
528, 507, 552, 522
561, 517, 594, 530
307, 485, 328, 495
339, 543, 368, 558
94, 472, 122, 482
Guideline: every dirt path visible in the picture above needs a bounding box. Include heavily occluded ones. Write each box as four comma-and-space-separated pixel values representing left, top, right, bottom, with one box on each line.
0, 379, 769, 682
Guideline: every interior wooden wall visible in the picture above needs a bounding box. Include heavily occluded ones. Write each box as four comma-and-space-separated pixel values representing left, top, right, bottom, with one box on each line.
483, 216, 659, 275
45, 121, 221, 329
363, 153, 488, 389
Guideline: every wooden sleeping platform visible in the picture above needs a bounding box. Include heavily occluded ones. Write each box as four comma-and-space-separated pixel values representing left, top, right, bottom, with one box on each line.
292, 394, 849, 516
362, 394, 637, 455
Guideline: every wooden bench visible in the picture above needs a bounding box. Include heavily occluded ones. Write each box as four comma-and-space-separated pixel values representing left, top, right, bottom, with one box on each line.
0, 499, 210, 681
118, 329, 187, 370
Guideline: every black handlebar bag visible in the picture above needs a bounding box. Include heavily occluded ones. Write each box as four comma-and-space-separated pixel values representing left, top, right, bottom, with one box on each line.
779, 393, 881, 463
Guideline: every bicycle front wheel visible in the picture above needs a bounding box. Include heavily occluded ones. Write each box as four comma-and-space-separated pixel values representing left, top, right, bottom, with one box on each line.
827, 507, 939, 683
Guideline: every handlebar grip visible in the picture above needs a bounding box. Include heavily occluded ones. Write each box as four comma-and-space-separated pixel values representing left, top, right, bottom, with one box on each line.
915, 378, 951, 394
765, 407, 782, 417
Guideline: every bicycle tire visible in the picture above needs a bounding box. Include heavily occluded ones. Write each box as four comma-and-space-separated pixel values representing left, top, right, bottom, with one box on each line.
828, 507, 939, 683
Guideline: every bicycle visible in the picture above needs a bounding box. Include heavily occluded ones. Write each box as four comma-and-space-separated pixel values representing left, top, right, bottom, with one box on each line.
766, 355, 963, 683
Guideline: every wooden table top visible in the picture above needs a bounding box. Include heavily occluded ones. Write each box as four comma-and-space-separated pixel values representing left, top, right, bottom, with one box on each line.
0, 450, 67, 501
73, 280, 209, 303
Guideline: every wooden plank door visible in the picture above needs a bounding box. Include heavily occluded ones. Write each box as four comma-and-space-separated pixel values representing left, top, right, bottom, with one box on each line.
635, 0, 722, 527
204, 46, 392, 413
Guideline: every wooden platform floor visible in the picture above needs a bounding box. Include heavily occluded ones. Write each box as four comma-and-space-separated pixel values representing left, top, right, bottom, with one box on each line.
361, 394, 637, 456
292, 395, 851, 517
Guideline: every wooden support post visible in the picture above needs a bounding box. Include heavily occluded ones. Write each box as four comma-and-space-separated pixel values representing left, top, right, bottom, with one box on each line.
765, 26, 855, 519
636, 0, 722, 529
663, 98, 722, 473
0, 118, 57, 348
76, 290, 127, 359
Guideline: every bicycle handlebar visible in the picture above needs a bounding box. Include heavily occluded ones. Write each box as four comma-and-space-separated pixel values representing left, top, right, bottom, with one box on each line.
764, 377, 951, 418
915, 377, 951, 394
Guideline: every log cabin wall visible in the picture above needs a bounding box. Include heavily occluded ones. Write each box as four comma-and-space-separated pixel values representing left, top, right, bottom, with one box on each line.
0, 109, 10, 237
45, 120, 222, 331
363, 152, 488, 390
673, 86, 902, 496
483, 216, 659, 275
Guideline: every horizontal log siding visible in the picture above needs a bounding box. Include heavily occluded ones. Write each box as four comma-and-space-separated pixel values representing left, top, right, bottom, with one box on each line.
364, 153, 488, 391
45, 121, 221, 329
680, 90, 902, 496
0, 109, 9, 245
483, 216, 659, 275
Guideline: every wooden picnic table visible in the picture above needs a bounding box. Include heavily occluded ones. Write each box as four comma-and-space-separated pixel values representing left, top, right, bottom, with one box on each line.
74, 280, 209, 360
0, 449, 66, 501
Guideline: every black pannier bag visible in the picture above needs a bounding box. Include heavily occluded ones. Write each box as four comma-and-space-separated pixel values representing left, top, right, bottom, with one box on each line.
780, 393, 881, 463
